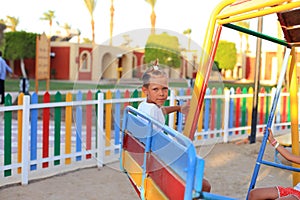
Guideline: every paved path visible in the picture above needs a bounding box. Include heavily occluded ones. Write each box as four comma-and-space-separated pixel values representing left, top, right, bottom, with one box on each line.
0, 164, 139, 200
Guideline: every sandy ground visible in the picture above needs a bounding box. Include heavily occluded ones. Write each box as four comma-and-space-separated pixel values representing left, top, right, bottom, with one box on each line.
0, 139, 294, 200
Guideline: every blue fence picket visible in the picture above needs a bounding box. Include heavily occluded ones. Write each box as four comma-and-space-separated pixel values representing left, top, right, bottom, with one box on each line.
30, 93, 38, 171
177, 88, 184, 133
204, 88, 211, 139
229, 88, 235, 136
114, 90, 121, 154
76, 91, 82, 161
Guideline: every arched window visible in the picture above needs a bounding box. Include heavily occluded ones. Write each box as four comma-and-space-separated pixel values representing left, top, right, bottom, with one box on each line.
79, 51, 91, 72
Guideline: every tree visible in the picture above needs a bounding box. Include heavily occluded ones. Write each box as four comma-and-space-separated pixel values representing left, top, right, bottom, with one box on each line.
82, 37, 92, 44
84, 0, 97, 46
214, 40, 237, 70
121, 34, 132, 47
144, 32, 181, 70
77, 29, 81, 43
183, 28, 192, 51
62, 23, 71, 36
40, 10, 55, 36
0, 21, 6, 48
109, 0, 114, 46
3, 31, 38, 78
145, 0, 157, 34
6, 16, 19, 32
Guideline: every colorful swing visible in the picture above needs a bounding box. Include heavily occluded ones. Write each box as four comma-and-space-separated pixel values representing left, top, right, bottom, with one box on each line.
120, 106, 235, 199
120, 0, 300, 199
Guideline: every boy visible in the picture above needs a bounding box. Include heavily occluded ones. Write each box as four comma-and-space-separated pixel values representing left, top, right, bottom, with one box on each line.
138, 64, 189, 124
138, 62, 211, 192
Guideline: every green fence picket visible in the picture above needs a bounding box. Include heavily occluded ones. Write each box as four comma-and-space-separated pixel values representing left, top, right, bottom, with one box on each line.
4, 94, 12, 177
131, 89, 139, 109
241, 87, 247, 135
216, 88, 222, 136
265, 88, 270, 125
54, 92, 62, 165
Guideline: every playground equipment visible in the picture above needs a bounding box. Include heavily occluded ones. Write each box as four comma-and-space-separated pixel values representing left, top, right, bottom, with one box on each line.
120, 0, 300, 199
180, 0, 300, 199
120, 106, 235, 199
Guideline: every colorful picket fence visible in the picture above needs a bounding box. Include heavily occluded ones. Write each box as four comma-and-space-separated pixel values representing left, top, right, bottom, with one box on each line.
0, 86, 294, 186
194, 86, 291, 144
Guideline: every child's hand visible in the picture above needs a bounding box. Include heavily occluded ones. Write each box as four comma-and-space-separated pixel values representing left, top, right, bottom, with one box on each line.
180, 100, 190, 115
266, 128, 276, 144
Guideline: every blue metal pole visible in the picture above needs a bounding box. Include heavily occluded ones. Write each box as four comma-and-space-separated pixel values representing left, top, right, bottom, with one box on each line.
246, 47, 291, 199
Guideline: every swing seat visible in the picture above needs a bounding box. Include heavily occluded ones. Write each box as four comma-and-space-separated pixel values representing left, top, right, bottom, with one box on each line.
274, 133, 300, 164
120, 106, 236, 200
277, 8, 300, 44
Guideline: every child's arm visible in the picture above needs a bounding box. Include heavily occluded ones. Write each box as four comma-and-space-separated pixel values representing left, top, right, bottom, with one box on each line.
268, 128, 300, 164
162, 101, 190, 115
162, 106, 181, 115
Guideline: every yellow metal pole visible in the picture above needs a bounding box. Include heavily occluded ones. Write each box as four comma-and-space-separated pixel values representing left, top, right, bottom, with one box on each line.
289, 47, 300, 186
218, 1, 300, 25
200, 0, 235, 65
183, 0, 235, 138
184, 0, 300, 138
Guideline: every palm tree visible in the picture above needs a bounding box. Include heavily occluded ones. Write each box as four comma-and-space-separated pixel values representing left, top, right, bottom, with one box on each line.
62, 23, 71, 36
0, 20, 6, 46
121, 34, 132, 47
145, 0, 157, 34
109, 0, 114, 46
40, 10, 56, 36
6, 16, 19, 32
2, 17, 20, 75
83, 37, 92, 44
183, 28, 192, 51
77, 29, 81, 43
84, 0, 97, 46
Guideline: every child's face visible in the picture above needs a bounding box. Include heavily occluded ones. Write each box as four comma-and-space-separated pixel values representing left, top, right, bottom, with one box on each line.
142, 76, 168, 107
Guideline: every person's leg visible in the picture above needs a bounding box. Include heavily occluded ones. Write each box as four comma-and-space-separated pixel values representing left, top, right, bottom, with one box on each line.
248, 187, 278, 200
0, 79, 4, 104
202, 178, 211, 192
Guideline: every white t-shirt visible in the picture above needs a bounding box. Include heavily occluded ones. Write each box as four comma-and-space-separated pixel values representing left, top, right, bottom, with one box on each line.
138, 101, 165, 125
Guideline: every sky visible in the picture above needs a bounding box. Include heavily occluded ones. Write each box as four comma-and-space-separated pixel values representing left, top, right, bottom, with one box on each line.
0, 0, 280, 52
